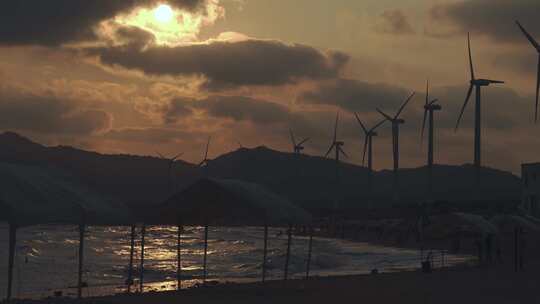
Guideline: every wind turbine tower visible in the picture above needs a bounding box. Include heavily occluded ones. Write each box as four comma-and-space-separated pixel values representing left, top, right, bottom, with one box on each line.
377, 92, 415, 202
354, 113, 385, 202
421, 80, 441, 200
455, 33, 504, 186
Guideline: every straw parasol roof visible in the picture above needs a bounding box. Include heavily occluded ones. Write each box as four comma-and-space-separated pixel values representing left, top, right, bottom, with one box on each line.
159, 178, 312, 226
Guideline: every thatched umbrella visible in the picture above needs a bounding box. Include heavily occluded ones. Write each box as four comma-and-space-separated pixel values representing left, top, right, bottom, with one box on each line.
158, 178, 312, 287
0, 162, 134, 300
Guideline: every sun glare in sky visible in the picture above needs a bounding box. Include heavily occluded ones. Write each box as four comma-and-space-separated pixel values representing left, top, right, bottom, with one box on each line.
154, 4, 174, 23
113, 3, 216, 46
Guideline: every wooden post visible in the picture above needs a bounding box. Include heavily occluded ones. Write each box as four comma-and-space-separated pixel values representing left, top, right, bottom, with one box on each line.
514, 227, 519, 272
7, 223, 16, 301
177, 224, 182, 290
77, 223, 86, 299
519, 227, 524, 271
262, 224, 268, 282
284, 224, 292, 281
305, 226, 314, 280
127, 225, 136, 292
139, 225, 146, 293
203, 225, 209, 283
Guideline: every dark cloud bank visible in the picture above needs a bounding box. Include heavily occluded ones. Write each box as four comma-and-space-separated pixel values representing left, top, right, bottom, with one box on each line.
430, 0, 540, 43
92, 39, 349, 89
0, 0, 207, 46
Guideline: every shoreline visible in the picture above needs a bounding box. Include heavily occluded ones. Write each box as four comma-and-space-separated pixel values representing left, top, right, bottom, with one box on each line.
18, 261, 539, 304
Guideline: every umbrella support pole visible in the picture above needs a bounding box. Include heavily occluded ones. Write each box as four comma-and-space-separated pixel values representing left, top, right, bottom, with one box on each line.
203, 225, 209, 283
262, 224, 268, 282
127, 226, 136, 292
284, 224, 292, 281
139, 225, 146, 293
305, 227, 313, 280
77, 223, 85, 299
7, 223, 17, 301
177, 224, 182, 290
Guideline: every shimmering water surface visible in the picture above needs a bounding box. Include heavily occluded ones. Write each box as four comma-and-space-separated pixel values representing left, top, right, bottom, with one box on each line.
0, 223, 472, 299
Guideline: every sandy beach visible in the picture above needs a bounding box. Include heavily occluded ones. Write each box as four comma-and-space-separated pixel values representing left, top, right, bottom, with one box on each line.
32, 261, 534, 304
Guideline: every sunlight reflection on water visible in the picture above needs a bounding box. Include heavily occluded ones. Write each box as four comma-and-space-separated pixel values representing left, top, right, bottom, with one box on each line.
0, 223, 473, 299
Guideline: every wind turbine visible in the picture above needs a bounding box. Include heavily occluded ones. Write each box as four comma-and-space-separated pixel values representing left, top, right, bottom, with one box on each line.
377, 92, 416, 202
354, 113, 385, 202
324, 113, 347, 228
421, 80, 441, 200
324, 113, 348, 173
455, 33, 504, 184
289, 129, 310, 155
516, 21, 540, 123
156, 151, 184, 193
199, 136, 212, 176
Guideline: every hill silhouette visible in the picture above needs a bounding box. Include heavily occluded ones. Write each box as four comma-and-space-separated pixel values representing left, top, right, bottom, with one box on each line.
0, 132, 521, 209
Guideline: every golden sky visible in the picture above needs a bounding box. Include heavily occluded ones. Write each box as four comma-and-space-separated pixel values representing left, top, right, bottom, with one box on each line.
0, 0, 538, 174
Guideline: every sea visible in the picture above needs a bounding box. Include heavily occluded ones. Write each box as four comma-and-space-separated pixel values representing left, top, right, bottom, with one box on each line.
0, 223, 473, 300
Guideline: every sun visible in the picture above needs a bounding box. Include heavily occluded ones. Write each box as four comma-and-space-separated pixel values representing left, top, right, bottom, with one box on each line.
154, 4, 174, 23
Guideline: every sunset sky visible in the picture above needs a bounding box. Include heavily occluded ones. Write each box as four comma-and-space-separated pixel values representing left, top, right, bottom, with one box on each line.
0, 0, 538, 174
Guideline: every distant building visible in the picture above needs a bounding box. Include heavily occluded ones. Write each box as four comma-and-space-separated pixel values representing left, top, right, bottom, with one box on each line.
522, 163, 540, 217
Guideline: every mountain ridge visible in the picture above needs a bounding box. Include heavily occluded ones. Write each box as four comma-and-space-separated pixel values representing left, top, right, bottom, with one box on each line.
0, 132, 521, 208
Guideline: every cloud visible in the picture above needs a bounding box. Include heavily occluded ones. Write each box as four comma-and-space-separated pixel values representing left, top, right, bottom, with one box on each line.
91, 39, 349, 89
300, 78, 410, 113
104, 127, 197, 143
0, 89, 112, 135
0, 0, 211, 46
429, 0, 540, 43
374, 9, 415, 35
162, 95, 291, 124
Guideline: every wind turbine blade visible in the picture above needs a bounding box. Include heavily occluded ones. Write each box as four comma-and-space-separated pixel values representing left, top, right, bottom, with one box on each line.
333, 112, 339, 143
371, 119, 386, 132
172, 152, 184, 161
289, 129, 297, 147
425, 79, 429, 106
203, 136, 211, 161
516, 21, 540, 51
376, 108, 393, 121
421, 109, 428, 144
298, 137, 310, 146
395, 92, 416, 118
354, 112, 368, 133
455, 84, 474, 131
156, 152, 165, 159
534, 54, 540, 123
339, 147, 349, 159
324, 143, 335, 158
468, 32, 475, 80
428, 99, 439, 106
362, 136, 368, 166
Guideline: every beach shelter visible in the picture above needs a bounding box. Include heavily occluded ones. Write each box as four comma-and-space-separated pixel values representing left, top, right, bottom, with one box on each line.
0, 162, 134, 300
423, 212, 498, 240
158, 178, 313, 287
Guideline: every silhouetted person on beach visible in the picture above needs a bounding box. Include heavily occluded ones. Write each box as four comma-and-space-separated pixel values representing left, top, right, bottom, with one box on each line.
475, 238, 483, 264
486, 234, 493, 263
496, 237, 503, 264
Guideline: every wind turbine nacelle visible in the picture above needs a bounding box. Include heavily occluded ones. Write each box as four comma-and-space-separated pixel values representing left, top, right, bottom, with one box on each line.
432, 104, 442, 110
336, 141, 345, 146
396, 119, 405, 124
473, 79, 494, 86
370, 131, 378, 137
297, 146, 305, 151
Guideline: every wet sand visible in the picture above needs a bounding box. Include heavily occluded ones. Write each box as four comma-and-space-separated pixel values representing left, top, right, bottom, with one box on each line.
60, 262, 539, 304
